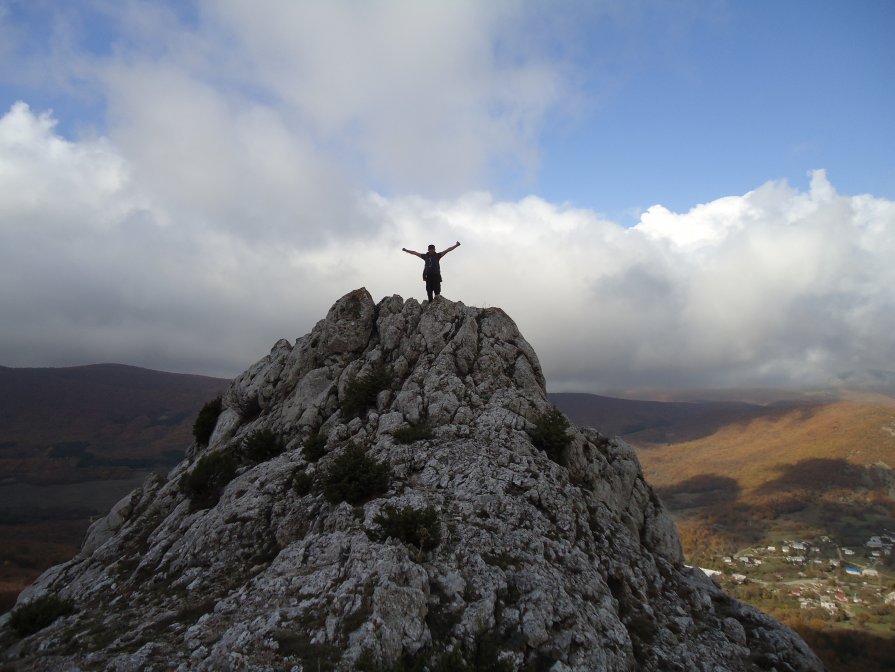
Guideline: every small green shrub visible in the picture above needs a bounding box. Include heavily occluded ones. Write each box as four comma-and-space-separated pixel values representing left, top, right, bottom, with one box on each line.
373, 504, 441, 551
391, 422, 434, 444
9, 594, 75, 637
323, 445, 390, 505
180, 449, 238, 509
243, 428, 284, 463
413, 639, 515, 672
342, 365, 392, 418
193, 396, 223, 446
430, 650, 467, 672
528, 406, 571, 464
356, 648, 427, 672
303, 432, 328, 462
293, 469, 314, 496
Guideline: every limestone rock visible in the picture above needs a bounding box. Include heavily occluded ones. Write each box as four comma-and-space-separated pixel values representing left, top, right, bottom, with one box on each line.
0, 289, 822, 672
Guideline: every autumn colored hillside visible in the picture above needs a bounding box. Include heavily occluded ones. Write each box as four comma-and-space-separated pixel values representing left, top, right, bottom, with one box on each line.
554, 391, 895, 672
635, 391, 895, 489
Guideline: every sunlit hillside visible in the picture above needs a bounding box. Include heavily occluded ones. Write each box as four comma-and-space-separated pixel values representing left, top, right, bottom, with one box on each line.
553, 391, 895, 672
638, 391, 895, 493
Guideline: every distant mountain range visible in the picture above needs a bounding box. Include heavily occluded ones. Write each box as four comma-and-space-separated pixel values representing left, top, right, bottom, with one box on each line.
0, 364, 229, 613
549, 391, 810, 445
0, 364, 230, 484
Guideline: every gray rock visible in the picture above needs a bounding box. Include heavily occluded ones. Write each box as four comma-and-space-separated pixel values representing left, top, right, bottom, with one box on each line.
0, 289, 823, 672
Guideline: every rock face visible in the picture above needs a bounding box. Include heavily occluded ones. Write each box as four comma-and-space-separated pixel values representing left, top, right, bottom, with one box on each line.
0, 289, 822, 671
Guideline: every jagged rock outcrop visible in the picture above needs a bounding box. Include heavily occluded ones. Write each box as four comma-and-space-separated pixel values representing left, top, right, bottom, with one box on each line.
0, 289, 822, 671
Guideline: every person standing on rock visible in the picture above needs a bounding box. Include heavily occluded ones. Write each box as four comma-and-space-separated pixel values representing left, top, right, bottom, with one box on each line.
402, 241, 460, 303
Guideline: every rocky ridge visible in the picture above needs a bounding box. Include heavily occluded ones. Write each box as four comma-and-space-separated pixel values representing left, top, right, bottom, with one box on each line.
0, 289, 822, 671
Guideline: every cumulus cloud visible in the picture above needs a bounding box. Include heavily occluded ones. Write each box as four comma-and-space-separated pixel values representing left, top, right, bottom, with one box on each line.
2, 100, 895, 392
0, 101, 359, 374
363, 171, 895, 393
69, 0, 567, 223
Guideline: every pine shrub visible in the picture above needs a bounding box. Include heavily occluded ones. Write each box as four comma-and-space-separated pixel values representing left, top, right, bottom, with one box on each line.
323, 445, 390, 505
303, 431, 328, 462
373, 504, 441, 551
391, 422, 434, 444
9, 594, 75, 637
529, 406, 571, 464
193, 396, 223, 446
341, 365, 392, 418
244, 428, 285, 463
179, 449, 238, 509
292, 469, 314, 496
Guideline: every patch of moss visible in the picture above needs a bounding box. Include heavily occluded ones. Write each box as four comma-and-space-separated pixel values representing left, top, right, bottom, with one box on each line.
528, 406, 571, 464
323, 445, 390, 505
342, 365, 392, 418
193, 395, 223, 446
9, 594, 75, 637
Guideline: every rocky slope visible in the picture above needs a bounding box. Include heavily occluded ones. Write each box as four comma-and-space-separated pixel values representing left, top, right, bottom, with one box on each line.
0, 289, 822, 671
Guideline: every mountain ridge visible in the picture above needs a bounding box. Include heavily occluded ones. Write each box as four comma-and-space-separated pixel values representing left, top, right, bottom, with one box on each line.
0, 289, 821, 671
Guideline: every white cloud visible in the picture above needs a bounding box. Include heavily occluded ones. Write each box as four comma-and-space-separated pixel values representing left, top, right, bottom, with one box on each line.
361, 170, 895, 393
197, 0, 562, 192
2, 100, 894, 393
0, 102, 354, 375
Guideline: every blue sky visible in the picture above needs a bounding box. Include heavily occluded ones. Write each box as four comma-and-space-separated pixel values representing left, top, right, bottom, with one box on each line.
533, 1, 895, 219
1, 0, 894, 395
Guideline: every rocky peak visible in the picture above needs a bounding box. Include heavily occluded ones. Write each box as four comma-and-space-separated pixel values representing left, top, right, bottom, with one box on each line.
1, 289, 822, 671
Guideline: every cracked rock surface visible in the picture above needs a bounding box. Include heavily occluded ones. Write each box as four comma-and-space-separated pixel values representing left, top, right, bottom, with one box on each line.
0, 288, 822, 671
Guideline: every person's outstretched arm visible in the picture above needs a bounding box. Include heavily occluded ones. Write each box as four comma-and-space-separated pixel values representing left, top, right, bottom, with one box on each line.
402, 247, 424, 258
439, 241, 461, 256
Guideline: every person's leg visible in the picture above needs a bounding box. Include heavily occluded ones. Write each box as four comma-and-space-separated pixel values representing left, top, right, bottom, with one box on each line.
426, 279, 434, 302
433, 281, 441, 298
